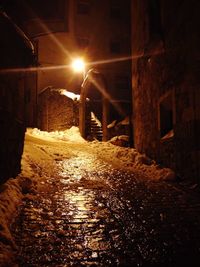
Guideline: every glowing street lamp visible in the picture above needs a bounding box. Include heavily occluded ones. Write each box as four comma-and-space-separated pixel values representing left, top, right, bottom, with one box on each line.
71, 57, 87, 137
71, 58, 85, 77
71, 57, 109, 141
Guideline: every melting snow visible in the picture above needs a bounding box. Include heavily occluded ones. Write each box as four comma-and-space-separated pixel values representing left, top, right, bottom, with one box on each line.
0, 126, 175, 265
59, 89, 80, 101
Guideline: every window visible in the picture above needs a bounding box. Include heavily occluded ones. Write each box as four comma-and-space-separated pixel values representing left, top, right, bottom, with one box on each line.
6, 0, 69, 34
114, 74, 131, 100
25, 88, 31, 103
115, 75, 130, 91
77, 0, 90, 15
0, 84, 6, 109
110, 41, 121, 54
110, 1, 121, 19
148, 0, 162, 39
159, 92, 174, 139
22, 0, 66, 20
110, 0, 121, 19
77, 37, 89, 48
110, 6, 121, 19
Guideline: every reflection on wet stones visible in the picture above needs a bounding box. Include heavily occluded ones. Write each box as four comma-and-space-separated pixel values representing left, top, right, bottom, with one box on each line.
11, 154, 200, 266
12, 160, 123, 266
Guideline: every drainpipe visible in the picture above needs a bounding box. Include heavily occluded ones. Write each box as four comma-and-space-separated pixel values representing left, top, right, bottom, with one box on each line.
79, 88, 86, 138
81, 69, 109, 141
102, 97, 109, 141
193, 87, 199, 184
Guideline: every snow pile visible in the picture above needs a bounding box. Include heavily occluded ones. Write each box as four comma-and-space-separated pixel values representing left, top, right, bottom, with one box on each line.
107, 120, 117, 129
107, 116, 130, 129
91, 112, 102, 127
59, 89, 80, 101
28, 127, 175, 181
26, 127, 175, 181
28, 126, 85, 143
0, 176, 35, 266
109, 135, 130, 147
118, 116, 130, 125
90, 140, 175, 181
0, 126, 176, 265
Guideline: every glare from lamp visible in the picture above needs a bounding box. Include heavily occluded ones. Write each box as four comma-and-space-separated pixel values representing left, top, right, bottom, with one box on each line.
71, 58, 85, 73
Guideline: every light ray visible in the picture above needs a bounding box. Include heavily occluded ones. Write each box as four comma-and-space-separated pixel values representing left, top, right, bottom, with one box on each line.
0, 64, 70, 74
89, 46, 165, 67
85, 71, 126, 117
0, 46, 165, 75
0, 54, 134, 74
21, 1, 72, 59
89, 55, 132, 67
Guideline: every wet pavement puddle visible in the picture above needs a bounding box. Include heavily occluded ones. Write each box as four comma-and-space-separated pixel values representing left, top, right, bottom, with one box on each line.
12, 156, 123, 266
11, 154, 200, 266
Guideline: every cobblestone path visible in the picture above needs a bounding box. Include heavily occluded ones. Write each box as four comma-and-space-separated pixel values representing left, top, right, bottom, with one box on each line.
12, 152, 200, 266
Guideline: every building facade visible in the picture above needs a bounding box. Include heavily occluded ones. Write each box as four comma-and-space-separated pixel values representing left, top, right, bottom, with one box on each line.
38, 88, 79, 132
4, 0, 131, 126
0, 11, 34, 183
131, 0, 200, 182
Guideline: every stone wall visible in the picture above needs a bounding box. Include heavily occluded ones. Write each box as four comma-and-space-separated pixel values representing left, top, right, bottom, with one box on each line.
0, 110, 25, 184
38, 88, 79, 132
0, 11, 34, 183
131, 0, 200, 182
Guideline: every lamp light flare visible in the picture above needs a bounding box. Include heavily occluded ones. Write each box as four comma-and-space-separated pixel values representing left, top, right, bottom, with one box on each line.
71, 58, 85, 73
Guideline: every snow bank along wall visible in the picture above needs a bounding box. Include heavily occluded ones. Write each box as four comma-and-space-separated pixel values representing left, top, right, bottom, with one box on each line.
131, 1, 200, 182
0, 12, 34, 183
38, 88, 79, 132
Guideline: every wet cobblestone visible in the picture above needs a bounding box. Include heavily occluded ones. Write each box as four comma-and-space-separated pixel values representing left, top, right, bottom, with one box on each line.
12, 153, 200, 266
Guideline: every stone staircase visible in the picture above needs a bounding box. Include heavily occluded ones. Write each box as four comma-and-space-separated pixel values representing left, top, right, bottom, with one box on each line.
85, 109, 103, 141
88, 112, 103, 141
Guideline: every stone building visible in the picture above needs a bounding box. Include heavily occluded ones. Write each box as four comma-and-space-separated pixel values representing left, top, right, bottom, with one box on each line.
0, 11, 35, 183
131, 0, 200, 182
3, 0, 132, 126
38, 88, 79, 132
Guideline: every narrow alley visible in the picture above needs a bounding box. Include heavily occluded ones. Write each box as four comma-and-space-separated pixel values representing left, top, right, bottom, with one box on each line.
0, 1, 200, 266
9, 129, 200, 267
